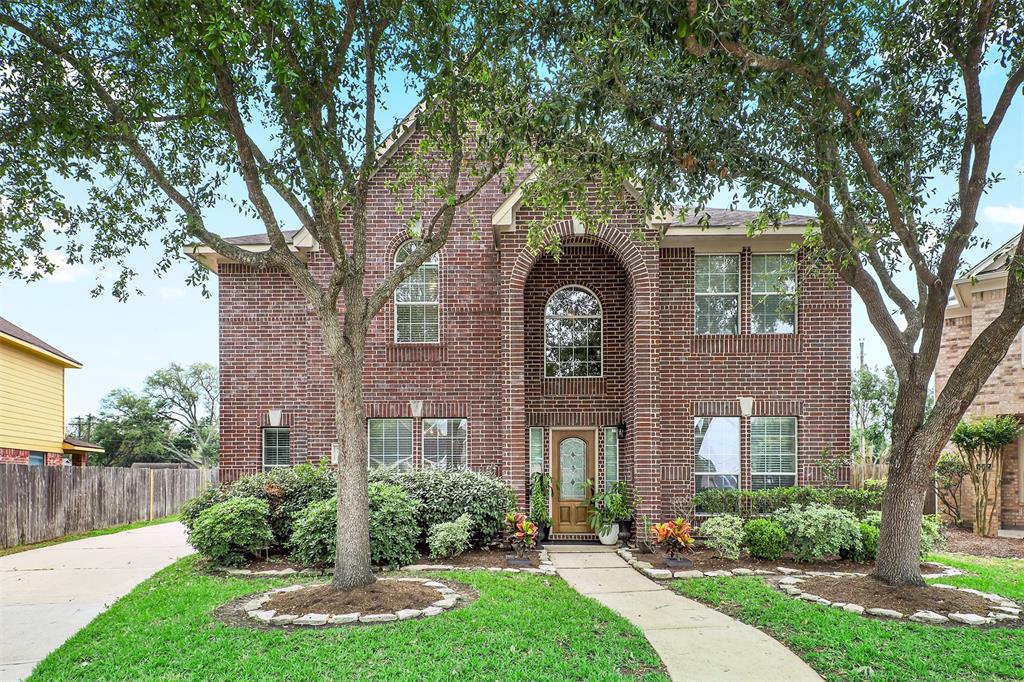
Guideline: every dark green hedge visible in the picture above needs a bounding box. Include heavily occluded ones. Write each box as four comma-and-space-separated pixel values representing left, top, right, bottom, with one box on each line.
692, 485, 884, 520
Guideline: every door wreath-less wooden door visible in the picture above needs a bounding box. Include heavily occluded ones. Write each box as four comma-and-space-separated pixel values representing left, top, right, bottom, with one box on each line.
552, 430, 595, 534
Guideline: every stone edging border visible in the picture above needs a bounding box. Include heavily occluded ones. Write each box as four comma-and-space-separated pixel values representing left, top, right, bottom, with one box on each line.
400, 549, 557, 575
774, 576, 1022, 626
616, 547, 963, 581
217, 550, 558, 578
243, 577, 463, 626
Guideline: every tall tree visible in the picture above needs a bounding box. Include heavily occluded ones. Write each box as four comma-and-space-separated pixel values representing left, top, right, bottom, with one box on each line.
851, 364, 898, 463
1, 0, 540, 589
540, 0, 1024, 584
86, 389, 185, 467
145, 362, 219, 468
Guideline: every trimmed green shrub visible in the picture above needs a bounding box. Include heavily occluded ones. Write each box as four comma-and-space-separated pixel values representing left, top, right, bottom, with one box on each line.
180, 485, 227, 536
773, 503, 862, 563
368, 482, 420, 568
863, 511, 943, 558
743, 518, 787, 560
368, 468, 515, 545
227, 464, 336, 545
427, 513, 473, 559
699, 514, 744, 560
840, 522, 879, 562
190, 496, 273, 566
289, 497, 337, 566
693, 485, 882, 519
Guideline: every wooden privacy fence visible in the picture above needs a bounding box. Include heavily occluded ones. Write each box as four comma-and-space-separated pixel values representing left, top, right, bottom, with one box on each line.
0, 464, 214, 548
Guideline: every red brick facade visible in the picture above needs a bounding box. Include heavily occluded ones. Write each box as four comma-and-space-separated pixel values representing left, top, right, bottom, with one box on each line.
213, 135, 852, 520
0, 448, 65, 466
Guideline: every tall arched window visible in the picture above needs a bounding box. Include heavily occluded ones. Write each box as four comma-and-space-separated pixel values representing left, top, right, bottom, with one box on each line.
544, 285, 602, 377
394, 242, 439, 343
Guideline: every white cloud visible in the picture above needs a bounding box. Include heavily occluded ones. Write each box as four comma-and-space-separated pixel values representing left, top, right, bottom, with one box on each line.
982, 205, 1024, 227
158, 286, 185, 301
21, 251, 90, 283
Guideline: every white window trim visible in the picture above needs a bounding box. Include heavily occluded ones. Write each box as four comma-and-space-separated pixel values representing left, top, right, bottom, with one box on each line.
421, 417, 469, 469
393, 242, 440, 344
262, 427, 291, 471
544, 284, 604, 379
603, 427, 619, 492
750, 416, 799, 486
751, 253, 798, 335
366, 418, 414, 471
694, 253, 740, 335
694, 416, 741, 492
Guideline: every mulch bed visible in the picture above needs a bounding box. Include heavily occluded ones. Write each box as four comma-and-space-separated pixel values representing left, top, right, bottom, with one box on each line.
264, 581, 441, 614
414, 548, 541, 568
940, 527, 1023, 559
231, 555, 323, 572
633, 549, 934, 575
796, 576, 997, 617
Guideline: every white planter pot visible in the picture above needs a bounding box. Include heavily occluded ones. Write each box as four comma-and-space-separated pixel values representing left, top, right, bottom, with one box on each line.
597, 523, 619, 546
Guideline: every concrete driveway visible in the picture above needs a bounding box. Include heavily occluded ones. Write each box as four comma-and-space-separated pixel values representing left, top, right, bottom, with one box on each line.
0, 522, 193, 680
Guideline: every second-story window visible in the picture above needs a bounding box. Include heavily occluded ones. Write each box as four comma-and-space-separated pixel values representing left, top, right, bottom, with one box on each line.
752, 254, 797, 334
695, 254, 740, 334
394, 242, 439, 343
544, 285, 603, 377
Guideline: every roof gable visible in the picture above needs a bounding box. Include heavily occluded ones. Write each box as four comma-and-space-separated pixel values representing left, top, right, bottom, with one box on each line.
0, 316, 81, 367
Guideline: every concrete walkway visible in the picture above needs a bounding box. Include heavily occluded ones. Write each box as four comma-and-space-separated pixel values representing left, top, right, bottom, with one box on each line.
547, 545, 822, 682
0, 522, 193, 680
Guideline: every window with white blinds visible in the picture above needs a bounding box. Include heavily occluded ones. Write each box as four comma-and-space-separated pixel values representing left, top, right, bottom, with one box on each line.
529, 427, 544, 475
603, 427, 619, 491
367, 419, 413, 470
422, 418, 467, 469
262, 428, 291, 471
751, 417, 798, 489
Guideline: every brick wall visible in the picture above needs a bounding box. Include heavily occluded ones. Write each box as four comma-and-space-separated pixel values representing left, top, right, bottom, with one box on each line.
0, 448, 64, 466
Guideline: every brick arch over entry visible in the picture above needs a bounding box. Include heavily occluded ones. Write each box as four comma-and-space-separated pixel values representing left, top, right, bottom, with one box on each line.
500, 219, 661, 519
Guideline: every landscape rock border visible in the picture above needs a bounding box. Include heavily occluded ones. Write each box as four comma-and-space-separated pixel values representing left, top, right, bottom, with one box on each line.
240, 577, 471, 628
771, 576, 1022, 627
616, 547, 962, 582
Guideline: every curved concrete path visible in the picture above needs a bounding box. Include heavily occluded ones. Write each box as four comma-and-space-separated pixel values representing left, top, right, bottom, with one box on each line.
548, 545, 822, 682
0, 521, 193, 680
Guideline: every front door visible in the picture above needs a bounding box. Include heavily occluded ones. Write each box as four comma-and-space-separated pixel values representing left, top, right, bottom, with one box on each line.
552, 429, 595, 534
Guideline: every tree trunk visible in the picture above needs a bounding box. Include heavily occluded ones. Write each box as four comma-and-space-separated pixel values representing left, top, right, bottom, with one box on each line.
872, 443, 930, 586
330, 337, 375, 590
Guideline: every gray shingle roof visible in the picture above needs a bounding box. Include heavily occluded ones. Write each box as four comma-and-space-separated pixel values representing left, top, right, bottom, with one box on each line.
222, 229, 301, 246
0, 316, 80, 365
674, 208, 814, 227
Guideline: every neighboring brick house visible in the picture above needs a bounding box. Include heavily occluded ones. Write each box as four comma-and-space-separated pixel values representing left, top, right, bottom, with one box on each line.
0, 316, 103, 466
936, 232, 1024, 531
188, 122, 851, 537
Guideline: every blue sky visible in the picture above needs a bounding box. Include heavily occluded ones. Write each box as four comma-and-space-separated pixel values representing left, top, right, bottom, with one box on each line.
1, 72, 1022, 421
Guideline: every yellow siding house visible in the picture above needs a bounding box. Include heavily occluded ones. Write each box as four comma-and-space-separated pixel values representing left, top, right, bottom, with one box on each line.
0, 316, 102, 466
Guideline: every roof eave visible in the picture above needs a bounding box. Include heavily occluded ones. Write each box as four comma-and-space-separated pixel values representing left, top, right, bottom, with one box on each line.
0, 331, 82, 368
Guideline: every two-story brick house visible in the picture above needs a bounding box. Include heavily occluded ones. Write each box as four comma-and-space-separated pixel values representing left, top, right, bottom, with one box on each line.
936, 232, 1024, 531
188, 122, 851, 537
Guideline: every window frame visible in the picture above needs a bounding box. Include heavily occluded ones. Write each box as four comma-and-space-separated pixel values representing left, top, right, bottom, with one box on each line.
694, 253, 741, 335
750, 416, 799, 489
603, 427, 619, 492
421, 417, 469, 469
751, 253, 798, 335
393, 241, 440, 344
28, 451, 45, 467
529, 427, 545, 475
543, 284, 604, 378
367, 418, 414, 471
694, 416, 741, 493
261, 427, 291, 471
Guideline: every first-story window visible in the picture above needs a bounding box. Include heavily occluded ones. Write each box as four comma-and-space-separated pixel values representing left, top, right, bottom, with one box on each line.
28, 451, 45, 467
603, 427, 619, 491
751, 417, 798, 489
422, 418, 467, 469
694, 417, 740, 492
262, 428, 291, 471
368, 418, 413, 470
695, 255, 740, 334
529, 427, 544, 475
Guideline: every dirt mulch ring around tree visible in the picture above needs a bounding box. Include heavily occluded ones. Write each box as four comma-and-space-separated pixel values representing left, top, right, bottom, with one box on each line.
632, 549, 936, 575
215, 578, 479, 631
793, 576, 1019, 624
940, 527, 1023, 559
265, 580, 440, 614
413, 548, 542, 568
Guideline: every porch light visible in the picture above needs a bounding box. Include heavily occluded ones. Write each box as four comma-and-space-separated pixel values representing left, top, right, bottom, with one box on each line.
616, 422, 627, 439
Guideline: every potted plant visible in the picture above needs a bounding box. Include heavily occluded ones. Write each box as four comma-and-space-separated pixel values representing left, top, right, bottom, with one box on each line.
528, 472, 552, 541
588, 481, 632, 546
504, 511, 538, 566
651, 518, 695, 569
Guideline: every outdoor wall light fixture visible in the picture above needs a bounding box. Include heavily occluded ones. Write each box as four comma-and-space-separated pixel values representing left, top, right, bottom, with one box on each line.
616, 422, 627, 439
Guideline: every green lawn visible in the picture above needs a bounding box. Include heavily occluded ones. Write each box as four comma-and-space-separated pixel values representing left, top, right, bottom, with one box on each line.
672, 554, 1024, 682
31, 556, 667, 681
0, 514, 180, 558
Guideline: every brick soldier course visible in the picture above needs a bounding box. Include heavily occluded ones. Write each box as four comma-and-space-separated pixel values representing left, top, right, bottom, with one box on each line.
189, 125, 852, 529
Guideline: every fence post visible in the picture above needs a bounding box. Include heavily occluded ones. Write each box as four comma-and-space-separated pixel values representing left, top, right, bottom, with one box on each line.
148, 468, 155, 521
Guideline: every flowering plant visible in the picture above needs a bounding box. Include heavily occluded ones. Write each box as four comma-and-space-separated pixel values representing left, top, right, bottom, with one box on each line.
504, 511, 538, 556
650, 518, 695, 558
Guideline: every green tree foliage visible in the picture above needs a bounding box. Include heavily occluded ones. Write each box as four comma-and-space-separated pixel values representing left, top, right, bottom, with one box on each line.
538, 0, 1024, 585
934, 451, 970, 527
851, 365, 898, 463
951, 416, 1022, 537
